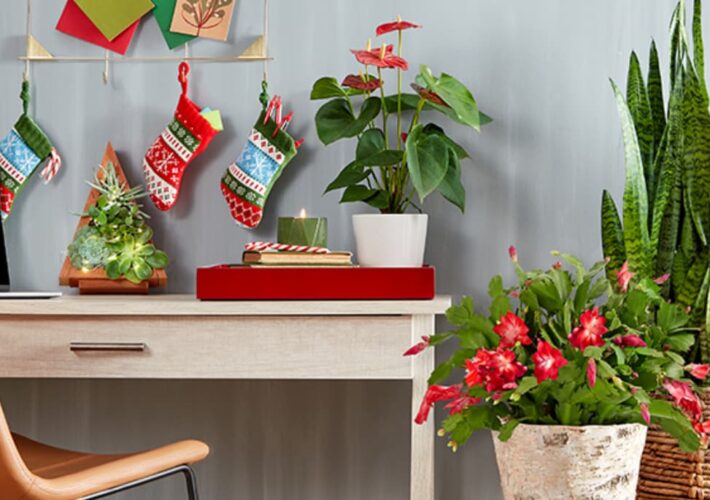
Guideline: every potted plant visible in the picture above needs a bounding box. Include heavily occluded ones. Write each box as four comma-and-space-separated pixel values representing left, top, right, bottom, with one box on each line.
407, 248, 707, 499
599, 1, 710, 495
310, 18, 490, 267
59, 144, 168, 294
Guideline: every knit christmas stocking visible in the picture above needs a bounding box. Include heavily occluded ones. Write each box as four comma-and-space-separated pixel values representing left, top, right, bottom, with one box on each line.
221, 95, 300, 229
143, 62, 219, 211
0, 80, 62, 221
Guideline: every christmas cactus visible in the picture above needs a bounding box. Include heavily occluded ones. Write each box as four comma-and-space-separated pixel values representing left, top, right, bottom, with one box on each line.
310, 18, 491, 214
409, 248, 709, 452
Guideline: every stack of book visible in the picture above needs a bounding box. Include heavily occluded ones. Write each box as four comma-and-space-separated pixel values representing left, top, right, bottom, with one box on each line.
242, 250, 353, 267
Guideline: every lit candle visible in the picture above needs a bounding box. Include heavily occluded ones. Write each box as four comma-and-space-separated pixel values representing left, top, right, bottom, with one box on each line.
277, 209, 328, 248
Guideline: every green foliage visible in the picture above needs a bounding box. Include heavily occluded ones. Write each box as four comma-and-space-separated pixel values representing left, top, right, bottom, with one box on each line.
425, 251, 702, 452
311, 22, 489, 213
601, 0, 710, 362
67, 163, 169, 284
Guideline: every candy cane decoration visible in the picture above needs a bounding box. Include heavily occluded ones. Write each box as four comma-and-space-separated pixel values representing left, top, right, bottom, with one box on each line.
245, 241, 331, 254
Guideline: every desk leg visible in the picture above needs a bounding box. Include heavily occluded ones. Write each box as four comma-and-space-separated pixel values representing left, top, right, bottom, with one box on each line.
411, 314, 435, 500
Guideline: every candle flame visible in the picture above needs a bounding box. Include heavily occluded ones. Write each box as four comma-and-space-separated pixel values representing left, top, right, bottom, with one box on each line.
298, 208, 307, 219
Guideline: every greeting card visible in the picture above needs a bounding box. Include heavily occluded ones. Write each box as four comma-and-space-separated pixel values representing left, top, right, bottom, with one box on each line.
56, 0, 139, 55
170, 0, 236, 42
75, 0, 154, 41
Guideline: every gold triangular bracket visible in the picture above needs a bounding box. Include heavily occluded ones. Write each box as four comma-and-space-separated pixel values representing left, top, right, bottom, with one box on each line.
239, 36, 266, 59
26, 34, 53, 59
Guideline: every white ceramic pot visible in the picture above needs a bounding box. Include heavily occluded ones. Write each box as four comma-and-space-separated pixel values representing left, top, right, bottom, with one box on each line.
493, 423, 647, 500
352, 214, 428, 267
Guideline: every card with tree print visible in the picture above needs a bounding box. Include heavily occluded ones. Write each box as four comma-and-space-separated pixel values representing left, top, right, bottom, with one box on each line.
170, 0, 236, 42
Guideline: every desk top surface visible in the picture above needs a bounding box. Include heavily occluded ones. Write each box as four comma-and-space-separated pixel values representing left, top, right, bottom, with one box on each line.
0, 294, 452, 316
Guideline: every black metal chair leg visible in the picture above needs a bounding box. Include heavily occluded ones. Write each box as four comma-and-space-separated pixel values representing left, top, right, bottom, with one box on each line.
181, 465, 199, 500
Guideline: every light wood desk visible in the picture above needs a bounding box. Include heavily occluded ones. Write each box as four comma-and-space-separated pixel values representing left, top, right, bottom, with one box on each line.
0, 295, 450, 500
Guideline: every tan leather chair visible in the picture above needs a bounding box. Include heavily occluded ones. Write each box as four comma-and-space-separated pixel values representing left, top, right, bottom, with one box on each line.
0, 403, 209, 499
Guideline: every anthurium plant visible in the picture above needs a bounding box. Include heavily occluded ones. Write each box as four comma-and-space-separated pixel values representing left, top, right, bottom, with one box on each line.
408, 248, 710, 452
601, 0, 710, 361
310, 18, 491, 214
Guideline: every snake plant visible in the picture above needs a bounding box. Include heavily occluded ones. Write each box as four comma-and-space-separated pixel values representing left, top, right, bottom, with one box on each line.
601, 0, 710, 361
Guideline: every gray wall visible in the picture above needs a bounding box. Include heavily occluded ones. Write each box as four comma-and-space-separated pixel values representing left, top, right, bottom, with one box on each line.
0, 1, 685, 498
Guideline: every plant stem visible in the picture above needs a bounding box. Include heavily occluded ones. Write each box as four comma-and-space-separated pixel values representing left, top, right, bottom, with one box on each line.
397, 30, 403, 151
377, 67, 391, 194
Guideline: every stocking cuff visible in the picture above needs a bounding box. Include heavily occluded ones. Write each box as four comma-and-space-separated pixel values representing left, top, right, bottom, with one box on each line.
254, 111, 297, 161
175, 94, 218, 145
14, 115, 52, 161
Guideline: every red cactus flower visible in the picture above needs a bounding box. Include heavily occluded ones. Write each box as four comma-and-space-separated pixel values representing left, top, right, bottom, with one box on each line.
531, 340, 568, 383
400, 132, 408, 143
612, 335, 647, 348
552, 261, 562, 270
444, 394, 481, 416
508, 245, 518, 262
587, 358, 597, 388
617, 261, 635, 293
640, 403, 651, 425
351, 44, 408, 70
465, 348, 526, 394
510, 290, 521, 298
403, 335, 430, 356
654, 273, 670, 285
376, 18, 422, 36
494, 312, 532, 348
414, 384, 462, 424
341, 74, 383, 91
688, 364, 710, 380
568, 307, 608, 351
664, 379, 703, 421
695, 419, 710, 435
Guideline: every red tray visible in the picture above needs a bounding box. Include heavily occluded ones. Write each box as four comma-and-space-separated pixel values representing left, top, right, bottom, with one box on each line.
196, 265, 436, 300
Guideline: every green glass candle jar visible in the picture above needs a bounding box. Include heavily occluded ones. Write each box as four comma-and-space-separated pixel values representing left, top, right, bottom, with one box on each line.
277, 210, 328, 248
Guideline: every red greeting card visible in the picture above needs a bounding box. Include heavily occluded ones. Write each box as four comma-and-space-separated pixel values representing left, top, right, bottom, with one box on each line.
56, 0, 139, 55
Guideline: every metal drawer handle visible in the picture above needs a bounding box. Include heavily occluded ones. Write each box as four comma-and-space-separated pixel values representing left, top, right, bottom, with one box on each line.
70, 342, 147, 352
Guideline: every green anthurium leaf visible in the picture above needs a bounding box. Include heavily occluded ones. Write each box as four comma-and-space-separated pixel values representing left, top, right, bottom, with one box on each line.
383, 93, 422, 113
105, 258, 121, 280
364, 190, 390, 209
356, 129, 385, 160
405, 124, 450, 201
146, 250, 169, 269
422, 123, 470, 159
340, 185, 380, 203
132, 258, 153, 281
437, 147, 465, 212
324, 162, 371, 193
611, 79, 651, 277
418, 65, 436, 87
357, 150, 404, 167
310, 77, 354, 100
427, 72, 480, 131
315, 97, 381, 145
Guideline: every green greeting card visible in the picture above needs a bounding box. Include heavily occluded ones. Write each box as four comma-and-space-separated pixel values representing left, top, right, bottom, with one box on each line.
75, 0, 154, 41
152, 0, 196, 49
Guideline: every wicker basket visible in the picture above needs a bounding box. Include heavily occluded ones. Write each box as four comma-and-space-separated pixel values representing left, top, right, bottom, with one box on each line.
637, 388, 710, 499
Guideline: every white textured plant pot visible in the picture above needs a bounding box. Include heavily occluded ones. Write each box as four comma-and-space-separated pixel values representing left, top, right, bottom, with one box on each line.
493, 423, 647, 500
352, 214, 428, 267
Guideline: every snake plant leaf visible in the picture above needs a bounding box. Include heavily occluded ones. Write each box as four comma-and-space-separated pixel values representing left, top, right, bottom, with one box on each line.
676, 250, 709, 308
626, 52, 655, 187
691, 267, 710, 333
611, 80, 652, 276
647, 41, 667, 164
681, 71, 710, 245
601, 190, 626, 280
693, 0, 708, 101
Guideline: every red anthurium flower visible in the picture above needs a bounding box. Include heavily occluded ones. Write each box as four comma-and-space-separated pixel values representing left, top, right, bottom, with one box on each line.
654, 273, 670, 285
403, 335, 430, 356
587, 358, 597, 388
664, 379, 703, 421
687, 364, 710, 380
508, 245, 518, 262
376, 18, 422, 36
531, 340, 568, 383
568, 307, 608, 351
410, 83, 447, 106
494, 312, 532, 348
617, 261, 635, 293
414, 384, 462, 424
351, 44, 408, 70
612, 335, 647, 348
341, 74, 383, 91
465, 348, 526, 393
640, 403, 651, 425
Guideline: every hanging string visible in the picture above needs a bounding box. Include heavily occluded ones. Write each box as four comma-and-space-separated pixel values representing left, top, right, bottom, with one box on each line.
259, 0, 269, 109
20, 80, 30, 116
23, 0, 32, 81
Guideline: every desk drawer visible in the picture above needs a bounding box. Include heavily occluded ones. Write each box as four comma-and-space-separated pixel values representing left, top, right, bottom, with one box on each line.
0, 316, 414, 379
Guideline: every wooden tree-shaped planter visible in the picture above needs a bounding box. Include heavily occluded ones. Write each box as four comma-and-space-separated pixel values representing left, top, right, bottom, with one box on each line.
58, 143, 167, 295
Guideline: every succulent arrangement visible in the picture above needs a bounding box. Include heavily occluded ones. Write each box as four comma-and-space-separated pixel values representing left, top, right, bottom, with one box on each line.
67, 162, 168, 284
600, 0, 710, 361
